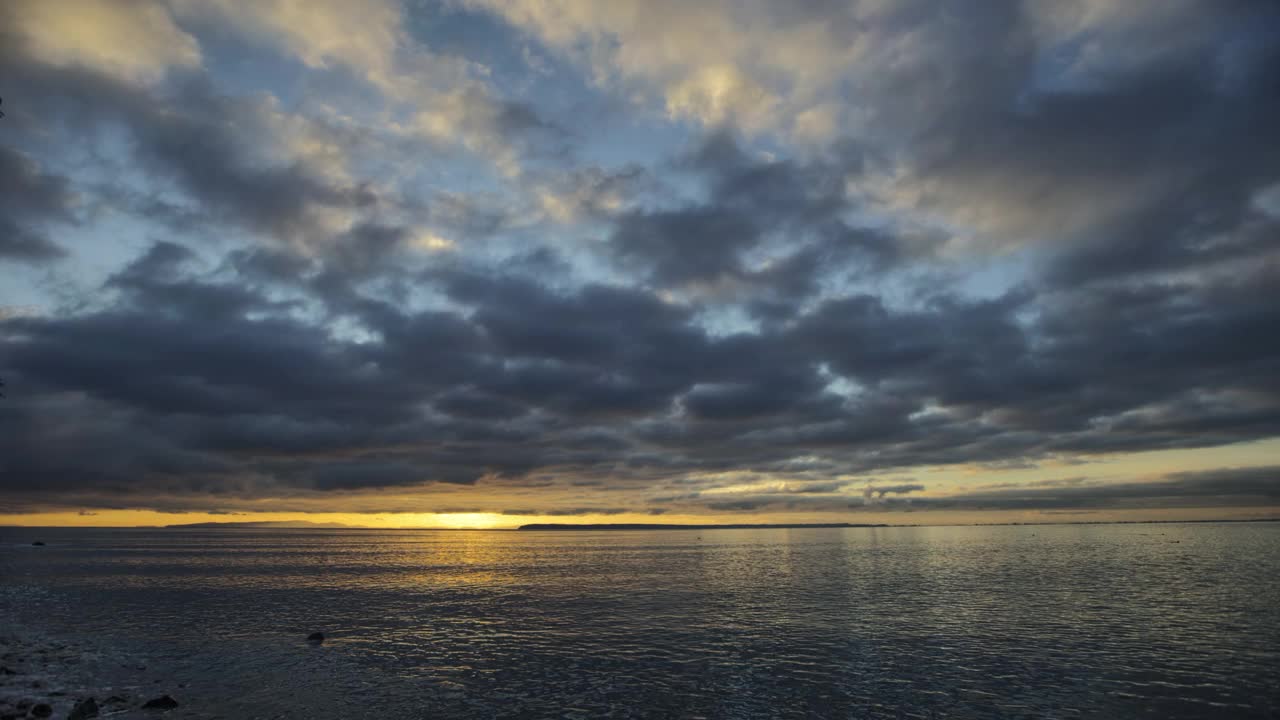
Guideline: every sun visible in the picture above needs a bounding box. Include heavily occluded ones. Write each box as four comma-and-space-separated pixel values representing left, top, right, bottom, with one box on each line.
421, 512, 509, 529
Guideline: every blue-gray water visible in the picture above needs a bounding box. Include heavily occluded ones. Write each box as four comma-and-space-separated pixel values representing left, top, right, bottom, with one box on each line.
2, 524, 1278, 718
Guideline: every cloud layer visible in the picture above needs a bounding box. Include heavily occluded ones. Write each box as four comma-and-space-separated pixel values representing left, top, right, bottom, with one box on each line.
2, 0, 1278, 519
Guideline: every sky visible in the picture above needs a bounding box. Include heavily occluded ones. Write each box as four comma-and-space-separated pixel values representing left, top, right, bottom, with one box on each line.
1, 0, 1278, 529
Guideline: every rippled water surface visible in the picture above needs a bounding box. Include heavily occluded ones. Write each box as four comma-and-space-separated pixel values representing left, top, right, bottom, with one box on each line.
2, 524, 1278, 718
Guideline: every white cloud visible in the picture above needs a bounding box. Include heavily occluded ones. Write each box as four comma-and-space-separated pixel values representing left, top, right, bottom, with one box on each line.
465, 0, 862, 138
412, 232, 456, 253
10, 0, 201, 83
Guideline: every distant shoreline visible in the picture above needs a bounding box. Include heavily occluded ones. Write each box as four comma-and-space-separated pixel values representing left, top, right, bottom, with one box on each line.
516, 522, 889, 531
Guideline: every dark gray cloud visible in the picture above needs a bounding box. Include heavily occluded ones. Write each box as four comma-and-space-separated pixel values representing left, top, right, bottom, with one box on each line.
909, 466, 1280, 512
867, 0, 1280, 287
0, 146, 76, 261
606, 132, 896, 296
4, 241, 1279, 512
864, 484, 926, 498
501, 507, 630, 517
610, 205, 759, 288
643, 468, 1280, 514
130, 83, 378, 241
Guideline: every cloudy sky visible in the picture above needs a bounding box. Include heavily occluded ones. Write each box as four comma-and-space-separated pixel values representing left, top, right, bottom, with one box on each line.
2, 0, 1278, 528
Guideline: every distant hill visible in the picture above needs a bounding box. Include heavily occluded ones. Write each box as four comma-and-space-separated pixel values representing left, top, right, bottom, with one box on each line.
162, 520, 356, 529
517, 522, 890, 531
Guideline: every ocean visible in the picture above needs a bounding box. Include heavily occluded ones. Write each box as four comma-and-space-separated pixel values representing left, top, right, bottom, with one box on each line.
2, 523, 1277, 718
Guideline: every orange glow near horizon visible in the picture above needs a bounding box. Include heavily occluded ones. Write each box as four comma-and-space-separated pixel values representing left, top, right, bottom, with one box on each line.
6, 439, 1279, 530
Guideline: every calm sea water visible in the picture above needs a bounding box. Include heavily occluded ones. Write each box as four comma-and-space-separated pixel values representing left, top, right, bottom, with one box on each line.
2, 524, 1278, 718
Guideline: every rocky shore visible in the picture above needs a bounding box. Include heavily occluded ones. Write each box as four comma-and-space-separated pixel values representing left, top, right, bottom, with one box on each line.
0, 632, 184, 719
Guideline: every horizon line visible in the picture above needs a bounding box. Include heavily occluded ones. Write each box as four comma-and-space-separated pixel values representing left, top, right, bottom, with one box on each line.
4, 518, 1278, 531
